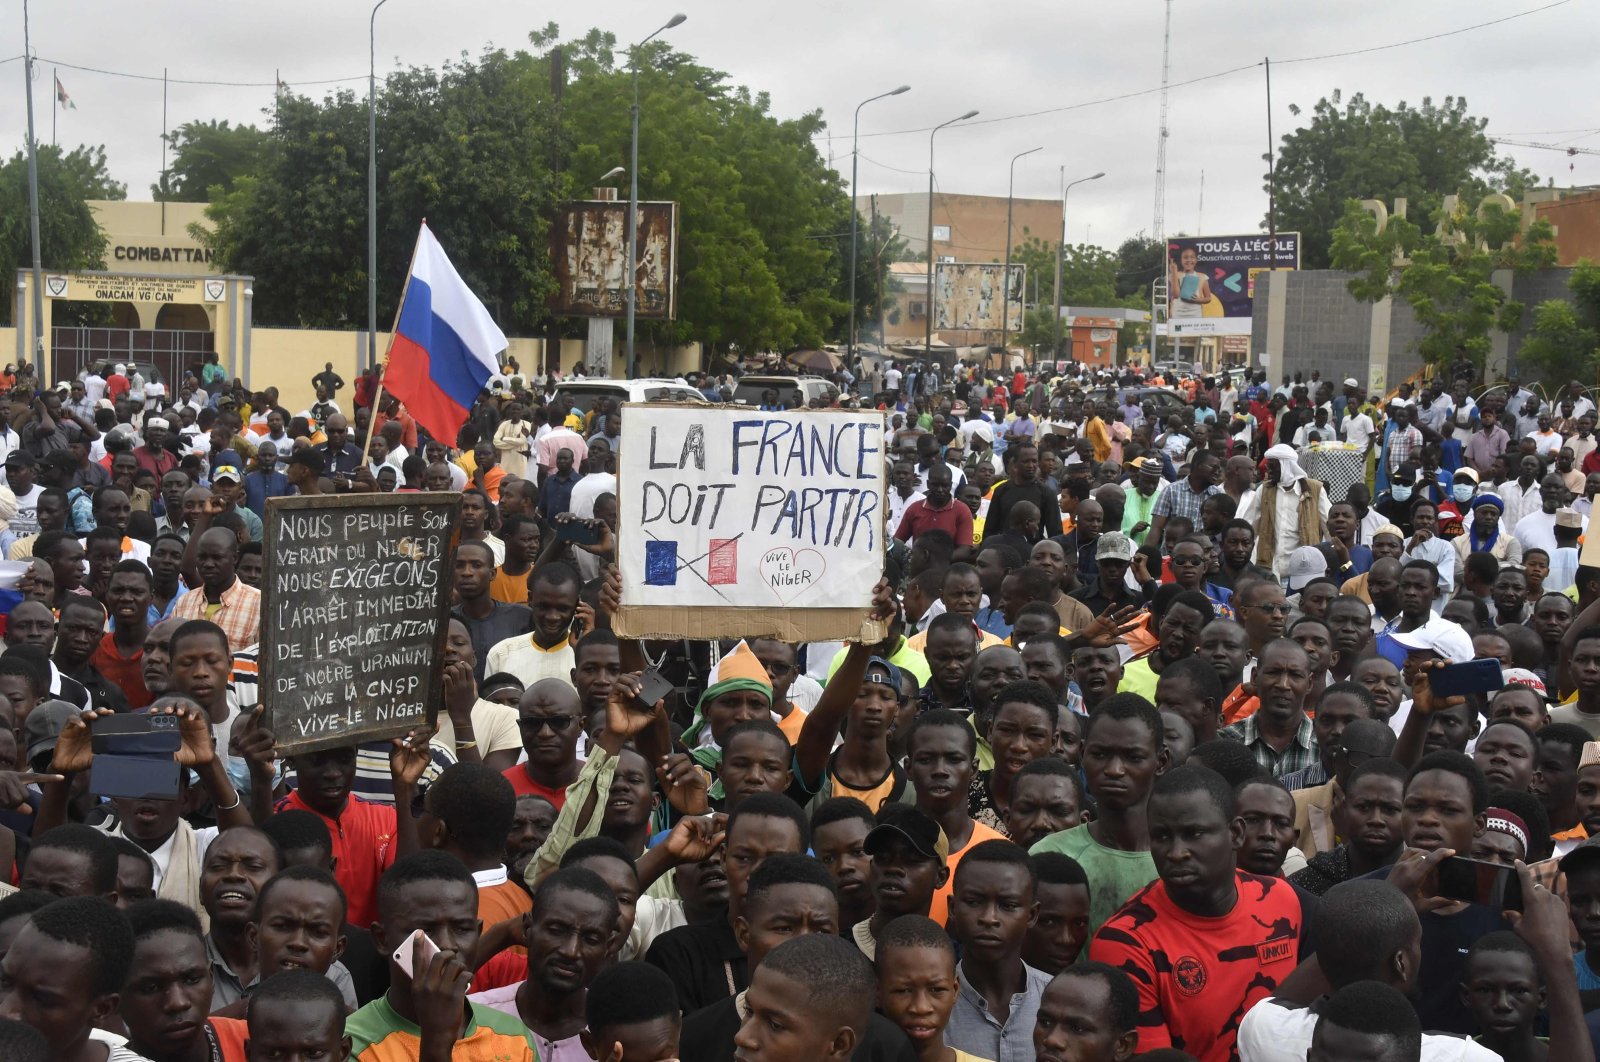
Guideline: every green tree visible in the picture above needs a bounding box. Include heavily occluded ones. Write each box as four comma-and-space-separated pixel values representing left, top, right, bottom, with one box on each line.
1271, 92, 1538, 268
155, 120, 271, 201
1115, 233, 1163, 300
1518, 262, 1600, 383
554, 26, 853, 355
1331, 197, 1556, 369
0, 144, 116, 326
203, 47, 561, 331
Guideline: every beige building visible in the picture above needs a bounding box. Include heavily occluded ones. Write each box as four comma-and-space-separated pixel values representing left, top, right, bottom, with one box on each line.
861, 192, 1061, 350
857, 191, 1062, 265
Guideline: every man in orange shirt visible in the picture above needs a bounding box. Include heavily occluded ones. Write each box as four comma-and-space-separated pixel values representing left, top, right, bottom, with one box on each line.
905, 708, 1006, 927
409, 762, 532, 929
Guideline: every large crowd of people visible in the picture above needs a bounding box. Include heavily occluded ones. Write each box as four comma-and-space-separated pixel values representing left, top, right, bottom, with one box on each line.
0, 351, 1598, 1061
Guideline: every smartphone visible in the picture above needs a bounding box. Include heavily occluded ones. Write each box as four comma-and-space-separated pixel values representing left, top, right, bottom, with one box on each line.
92, 714, 181, 756
89, 754, 182, 800
556, 519, 603, 546
633, 668, 675, 712
392, 928, 441, 979
1428, 659, 1505, 699
1435, 856, 1524, 912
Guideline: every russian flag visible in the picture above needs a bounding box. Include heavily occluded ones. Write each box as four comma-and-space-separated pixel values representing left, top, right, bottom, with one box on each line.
383, 223, 508, 446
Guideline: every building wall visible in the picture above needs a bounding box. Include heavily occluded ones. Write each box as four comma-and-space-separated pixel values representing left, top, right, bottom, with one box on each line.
1535, 190, 1600, 267
860, 192, 1062, 264
88, 200, 220, 276
1252, 267, 1576, 388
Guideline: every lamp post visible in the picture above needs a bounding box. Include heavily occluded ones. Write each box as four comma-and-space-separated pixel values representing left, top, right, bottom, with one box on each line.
924, 109, 979, 364
848, 84, 909, 362
367, 0, 390, 372
1053, 170, 1104, 363
1001, 145, 1041, 356
626, 13, 686, 381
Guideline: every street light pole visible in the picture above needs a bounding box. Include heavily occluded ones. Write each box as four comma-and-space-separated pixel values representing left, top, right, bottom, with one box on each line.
1001, 145, 1041, 356
368, 0, 390, 372
22, 0, 44, 369
848, 84, 909, 362
1053, 170, 1105, 365
925, 109, 978, 365
626, 13, 686, 381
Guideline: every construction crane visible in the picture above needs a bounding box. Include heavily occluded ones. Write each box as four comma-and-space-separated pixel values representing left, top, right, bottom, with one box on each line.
1152, 0, 1173, 362
1491, 137, 1600, 157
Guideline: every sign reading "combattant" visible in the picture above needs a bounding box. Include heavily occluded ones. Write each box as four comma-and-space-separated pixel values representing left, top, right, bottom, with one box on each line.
42, 273, 225, 303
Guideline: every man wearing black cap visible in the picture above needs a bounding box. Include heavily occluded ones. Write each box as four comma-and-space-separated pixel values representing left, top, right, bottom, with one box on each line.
852, 804, 948, 961
285, 448, 327, 496
4, 451, 40, 536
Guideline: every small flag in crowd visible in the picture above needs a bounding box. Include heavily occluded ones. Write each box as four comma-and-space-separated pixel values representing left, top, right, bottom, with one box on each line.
55, 75, 74, 110
383, 222, 508, 446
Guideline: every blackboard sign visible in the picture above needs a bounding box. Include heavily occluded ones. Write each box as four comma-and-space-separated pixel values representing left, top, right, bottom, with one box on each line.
261, 492, 461, 755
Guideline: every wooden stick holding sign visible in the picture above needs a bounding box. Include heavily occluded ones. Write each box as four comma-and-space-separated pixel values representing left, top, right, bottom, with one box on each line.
614, 403, 889, 642
260, 491, 461, 755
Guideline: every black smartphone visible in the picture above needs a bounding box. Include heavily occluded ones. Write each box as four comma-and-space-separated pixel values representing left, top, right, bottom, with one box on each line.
1428, 659, 1505, 699
556, 519, 603, 546
634, 669, 675, 712
1435, 855, 1523, 912
89, 755, 182, 800
92, 714, 181, 756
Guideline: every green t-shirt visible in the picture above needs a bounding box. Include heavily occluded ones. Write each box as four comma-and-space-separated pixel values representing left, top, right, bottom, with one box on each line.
1117, 657, 1158, 703
1029, 822, 1157, 940
346, 994, 537, 1062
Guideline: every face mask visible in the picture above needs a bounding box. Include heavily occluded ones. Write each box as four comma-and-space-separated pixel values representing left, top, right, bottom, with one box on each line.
1392, 485, 1413, 502
1452, 484, 1475, 503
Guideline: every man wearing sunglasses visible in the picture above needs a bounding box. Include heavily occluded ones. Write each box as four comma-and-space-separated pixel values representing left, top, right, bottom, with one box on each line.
504, 677, 585, 811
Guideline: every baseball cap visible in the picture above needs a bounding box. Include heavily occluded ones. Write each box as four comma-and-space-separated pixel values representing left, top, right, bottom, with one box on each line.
1560, 833, 1600, 874
213, 465, 242, 484
865, 805, 949, 865
1096, 532, 1135, 564
1388, 617, 1475, 664
1502, 668, 1548, 699
24, 699, 80, 770
1285, 545, 1329, 593
863, 656, 902, 692
3, 450, 33, 469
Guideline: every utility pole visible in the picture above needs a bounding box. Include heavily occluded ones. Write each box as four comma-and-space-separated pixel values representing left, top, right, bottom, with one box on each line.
22, 0, 45, 370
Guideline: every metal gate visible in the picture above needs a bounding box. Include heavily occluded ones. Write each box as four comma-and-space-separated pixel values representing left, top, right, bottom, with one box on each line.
51, 328, 214, 391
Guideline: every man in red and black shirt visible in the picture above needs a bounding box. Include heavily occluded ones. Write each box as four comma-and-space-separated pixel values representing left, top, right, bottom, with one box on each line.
895, 464, 974, 550
1089, 764, 1301, 1061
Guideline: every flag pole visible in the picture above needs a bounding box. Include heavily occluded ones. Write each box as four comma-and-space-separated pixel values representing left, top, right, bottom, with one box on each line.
361, 220, 426, 464
51, 68, 55, 147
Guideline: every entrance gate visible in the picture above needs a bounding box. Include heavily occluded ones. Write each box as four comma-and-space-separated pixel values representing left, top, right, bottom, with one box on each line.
50, 327, 214, 393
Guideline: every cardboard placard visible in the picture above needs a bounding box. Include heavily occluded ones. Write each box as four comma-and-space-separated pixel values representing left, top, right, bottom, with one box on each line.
261, 492, 460, 755
615, 404, 889, 641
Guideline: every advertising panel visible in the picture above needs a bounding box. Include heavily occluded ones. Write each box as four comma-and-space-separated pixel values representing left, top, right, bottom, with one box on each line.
934, 262, 1024, 332
552, 200, 678, 319
1162, 232, 1299, 336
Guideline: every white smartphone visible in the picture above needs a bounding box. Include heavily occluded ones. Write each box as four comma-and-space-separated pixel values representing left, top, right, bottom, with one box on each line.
392, 928, 440, 979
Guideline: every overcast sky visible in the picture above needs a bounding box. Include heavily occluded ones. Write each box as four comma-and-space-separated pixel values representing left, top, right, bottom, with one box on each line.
6, 0, 1596, 252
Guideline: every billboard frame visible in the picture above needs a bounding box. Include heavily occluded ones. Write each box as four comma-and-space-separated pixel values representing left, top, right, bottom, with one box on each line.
551, 199, 678, 320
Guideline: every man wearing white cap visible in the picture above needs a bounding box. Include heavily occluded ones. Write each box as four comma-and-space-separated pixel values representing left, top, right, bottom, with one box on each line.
133, 417, 178, 479
1237, 444, 1330, 578
1379, 615, 1476, 745
105, 362, 130, 404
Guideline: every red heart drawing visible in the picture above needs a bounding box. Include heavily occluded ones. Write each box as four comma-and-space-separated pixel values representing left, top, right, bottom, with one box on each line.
759, 547, 827, 605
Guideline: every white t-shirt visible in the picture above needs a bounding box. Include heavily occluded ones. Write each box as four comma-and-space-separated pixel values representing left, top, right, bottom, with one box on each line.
1341, 411, 1376, 450
885, 367, 903, 390
10, 484, 42, 536
1238, 997, 1499, 1062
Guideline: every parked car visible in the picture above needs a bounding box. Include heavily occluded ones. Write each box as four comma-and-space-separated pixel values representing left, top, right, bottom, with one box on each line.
557, 378, 709, 414
731, 374, 839, 407
1102, 385, 1189, 420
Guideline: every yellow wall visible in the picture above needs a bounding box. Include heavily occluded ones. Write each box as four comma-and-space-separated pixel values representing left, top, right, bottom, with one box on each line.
87, 200, 220, 277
